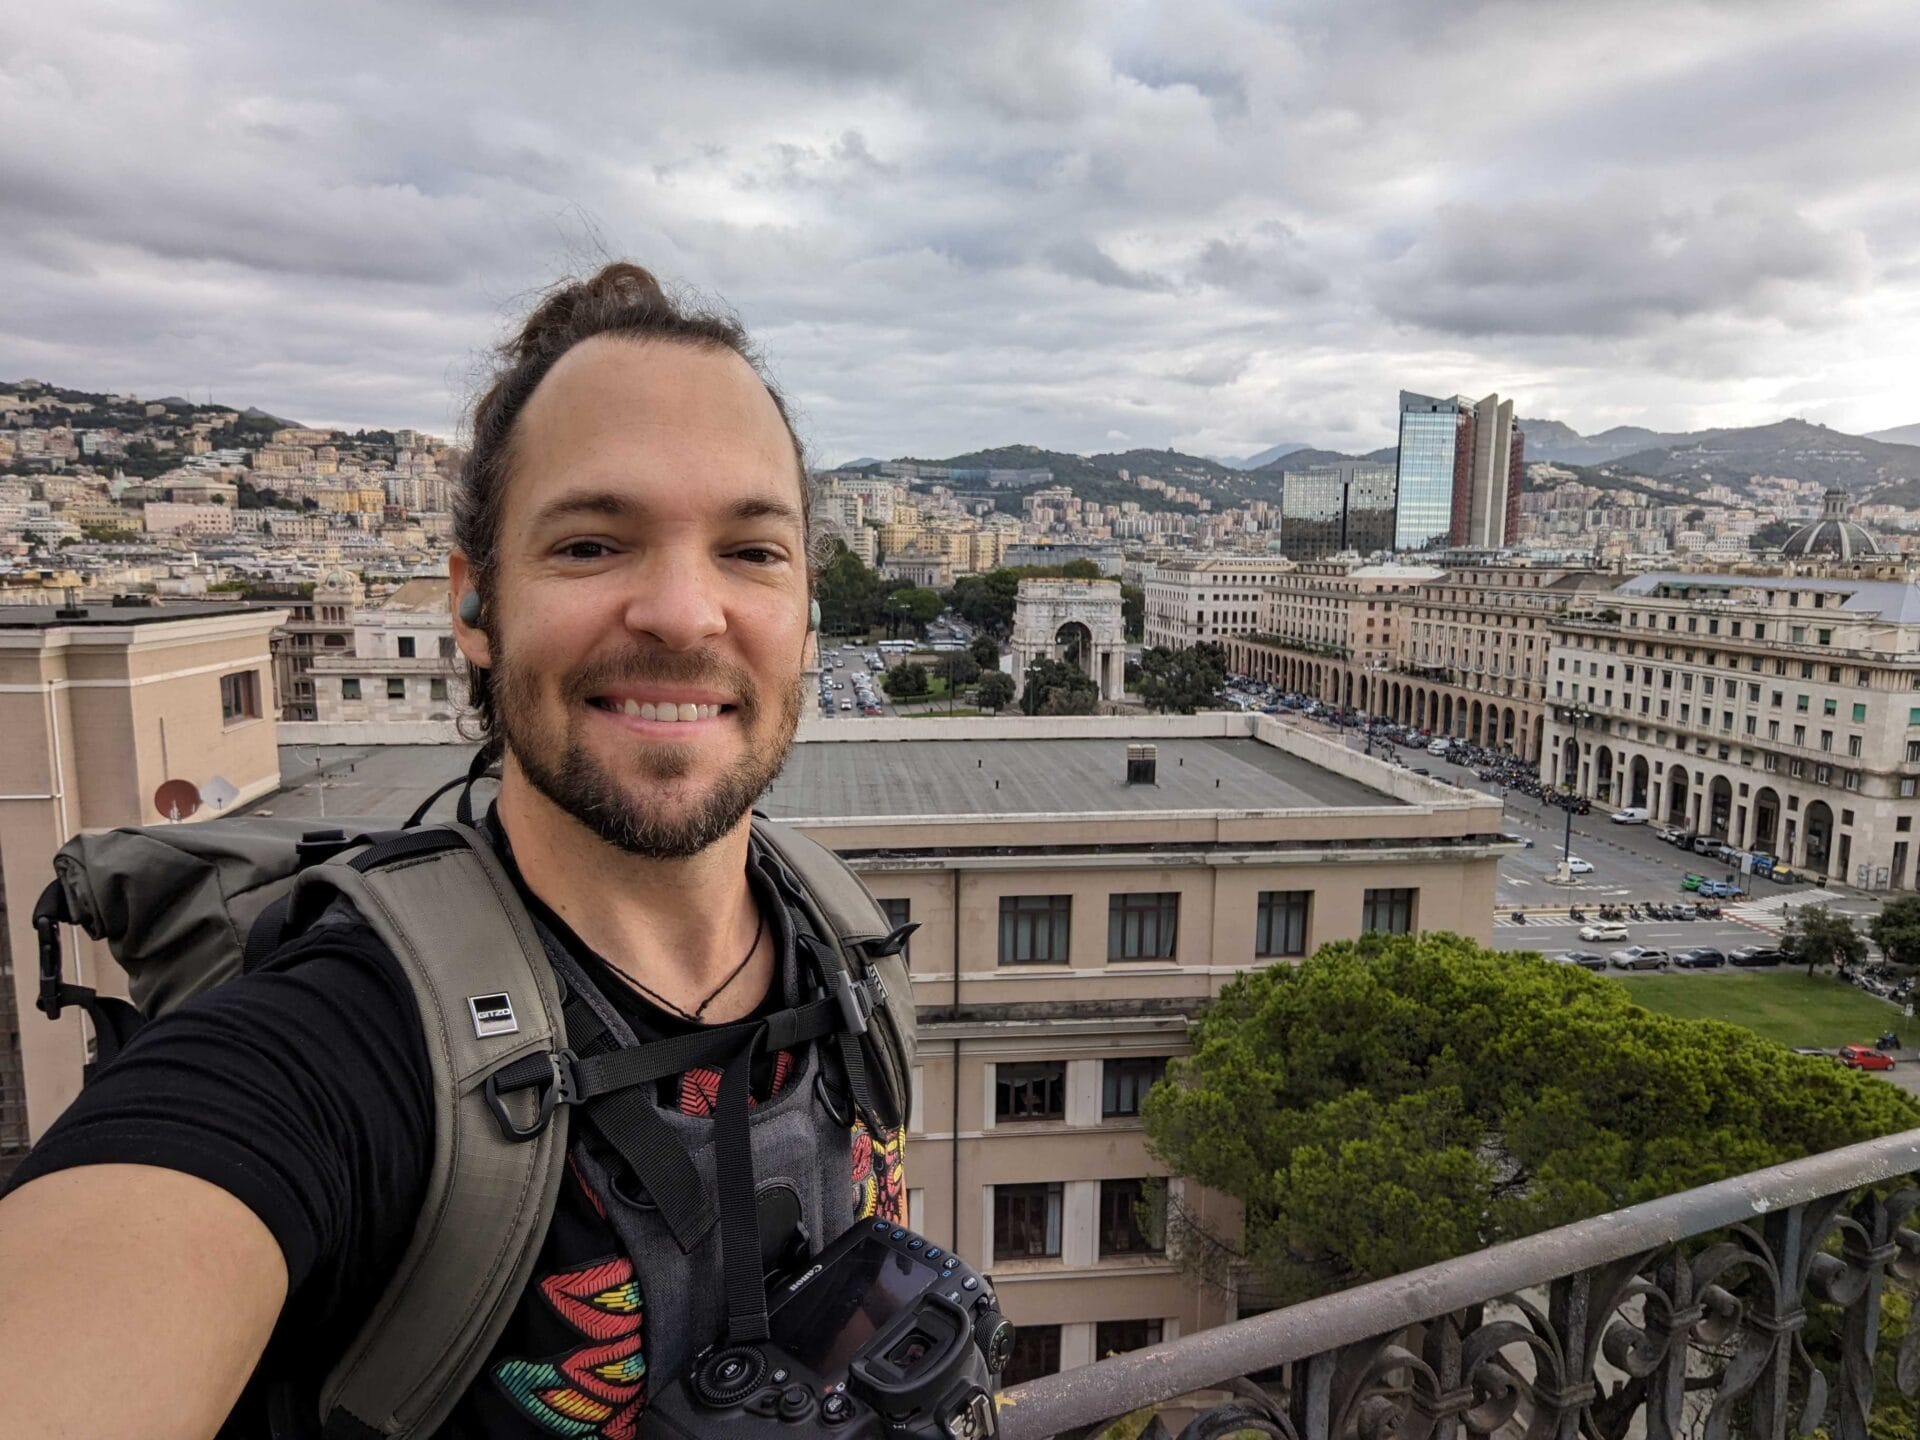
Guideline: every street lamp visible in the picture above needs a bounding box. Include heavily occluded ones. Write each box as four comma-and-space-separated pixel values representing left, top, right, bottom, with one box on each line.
1552, 702, 1593, 886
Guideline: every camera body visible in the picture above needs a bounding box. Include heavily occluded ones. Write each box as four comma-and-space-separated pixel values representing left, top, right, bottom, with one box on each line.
639, 1219, 1012, 1438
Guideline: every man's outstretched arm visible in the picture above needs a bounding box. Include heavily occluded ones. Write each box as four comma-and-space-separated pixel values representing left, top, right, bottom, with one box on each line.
0, 1164, 287, 1440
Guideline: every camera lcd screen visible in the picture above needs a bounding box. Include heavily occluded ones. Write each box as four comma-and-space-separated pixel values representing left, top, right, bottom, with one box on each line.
769, 1237, 941, 1378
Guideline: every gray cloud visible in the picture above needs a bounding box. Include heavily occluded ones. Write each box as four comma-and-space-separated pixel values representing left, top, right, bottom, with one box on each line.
0, 0, 1915, 459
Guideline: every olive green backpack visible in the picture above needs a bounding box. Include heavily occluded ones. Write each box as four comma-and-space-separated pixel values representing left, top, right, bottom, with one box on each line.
32, 783, 914, 1439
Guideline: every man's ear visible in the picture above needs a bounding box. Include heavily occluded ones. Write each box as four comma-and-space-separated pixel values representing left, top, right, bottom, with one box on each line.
448, 550, 493, 668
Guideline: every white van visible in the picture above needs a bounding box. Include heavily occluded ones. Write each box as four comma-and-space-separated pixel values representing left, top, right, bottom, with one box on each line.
1426, 738, 1453, 756
1610, 807, 1650, 825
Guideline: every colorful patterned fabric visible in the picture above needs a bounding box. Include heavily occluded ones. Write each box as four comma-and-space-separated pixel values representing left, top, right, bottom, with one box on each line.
852, 1115, 907, 1224
491, 1255, 645, 1438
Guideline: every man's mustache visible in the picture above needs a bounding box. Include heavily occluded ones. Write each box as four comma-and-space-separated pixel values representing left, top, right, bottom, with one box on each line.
563, 649, 761, 713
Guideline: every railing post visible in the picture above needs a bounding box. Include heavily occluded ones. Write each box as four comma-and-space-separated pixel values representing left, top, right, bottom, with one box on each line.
1753, 1206, 1812, 1440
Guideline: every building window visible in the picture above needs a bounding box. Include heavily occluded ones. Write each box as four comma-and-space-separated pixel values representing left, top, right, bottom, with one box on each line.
1099, 1178, 1165, 1257
1003, 1325, 1062, 1386
1363, 888, 1416, 935
1096, 1319, 1165, 1358
995, 1062, 1066, 1123
387, 677, 407, 700
999, 895, 1071, 964
219, 670, 260, 723
878, 897, 911, 963
1103, 1057, 1168, 1118
1108, 892, 1179, 961
1255, 890, 1311, 957
994, 1182, 1063, 1260
398, 635, 416, 658
1854, 703, 1868, 723
342, 677, 362, 701
439, 635, 456, 658
1824, 698, 1837, 717
428, 678, 448, 703
1797, 695, 1810, 712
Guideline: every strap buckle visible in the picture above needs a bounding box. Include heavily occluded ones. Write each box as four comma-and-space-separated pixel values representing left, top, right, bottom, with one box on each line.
482, 1048, 579, 1143
827, 969, 873, 1038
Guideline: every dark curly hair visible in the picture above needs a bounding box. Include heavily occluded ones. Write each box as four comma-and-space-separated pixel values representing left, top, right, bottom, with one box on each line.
452, 262, 814, 757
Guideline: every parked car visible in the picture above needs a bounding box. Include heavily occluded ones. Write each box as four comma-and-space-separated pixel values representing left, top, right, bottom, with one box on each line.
1839, 1045, 1896, 1071
1610, 807, 1651, 825
1697, 880, 1744, 900
1679, 873, 1706, 892
1673, 947, 1727, 969
1579, 922, 1629, 942
1426, 739, 1453, 755
1691, 835, 1726, 857
1653, 825, 1682, 844
1565, 856, 1594, 875
1730, 946, 1787, 968
1558, 951, 1609, 970
1609, 947, 1671, 971
1668, 831, 1698, 850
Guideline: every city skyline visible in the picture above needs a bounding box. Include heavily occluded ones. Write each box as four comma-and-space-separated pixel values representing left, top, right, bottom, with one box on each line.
4, 2, 1919, 462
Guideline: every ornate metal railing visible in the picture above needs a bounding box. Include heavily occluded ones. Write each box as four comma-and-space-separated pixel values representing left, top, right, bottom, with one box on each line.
994, 1127, 1920, 1440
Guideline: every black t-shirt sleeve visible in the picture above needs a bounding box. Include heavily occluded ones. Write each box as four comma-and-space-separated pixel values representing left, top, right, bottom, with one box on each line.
2, 923, 433, 1319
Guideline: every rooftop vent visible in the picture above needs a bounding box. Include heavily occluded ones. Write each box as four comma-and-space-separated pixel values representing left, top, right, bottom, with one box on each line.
1126, 743, 1157, 786
54, 585, 88, 620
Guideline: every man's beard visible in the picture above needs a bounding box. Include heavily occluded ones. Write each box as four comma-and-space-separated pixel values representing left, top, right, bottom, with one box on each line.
490, 640, 803, 860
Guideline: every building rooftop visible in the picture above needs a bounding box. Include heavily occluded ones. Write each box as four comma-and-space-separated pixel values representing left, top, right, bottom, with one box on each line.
252, 731, 1407, 827
1620, 573, 1920, 625
0, 600, 284, 629
761, 735, 1398, 819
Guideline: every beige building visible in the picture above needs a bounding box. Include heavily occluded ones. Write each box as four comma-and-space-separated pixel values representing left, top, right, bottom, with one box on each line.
223, 713, 1505, 1386
311, 578, 464, 723
262, 569, 360, 720
1544, 573, 1920, 889
1141, 557, 1295, 651
0, 600, 286, 1177
1223, 565, 1617, 761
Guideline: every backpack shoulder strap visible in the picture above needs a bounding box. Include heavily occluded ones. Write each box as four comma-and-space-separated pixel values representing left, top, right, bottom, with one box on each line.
750, 815, 916, 1132
291, 822, 571, 1440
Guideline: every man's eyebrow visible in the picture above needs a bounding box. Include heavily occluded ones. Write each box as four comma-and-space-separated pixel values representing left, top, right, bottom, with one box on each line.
528, 490, 804, 530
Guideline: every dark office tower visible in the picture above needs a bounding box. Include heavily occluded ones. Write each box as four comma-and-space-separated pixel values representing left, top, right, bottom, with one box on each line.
1393, 390, 1522, 551
1280, 462, 1398, 560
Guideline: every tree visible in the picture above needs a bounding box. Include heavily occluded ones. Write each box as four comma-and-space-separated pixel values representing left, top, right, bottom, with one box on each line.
1783, 904, 1868, 977
1136, 643, 1227, 714
1750, 519, 1799, 552
1142, 933, 1920, 1305
976, 671, 1016, 712
1121, 583, 1144, 642
1020, 657, 1098, 716
884, 586, 942, 638
815, 541, 883, 636
881, 663, 929, 700
969, 634, 1000, 669
938, 652, 981, 689
1870, 897, 1920, 971
1684, 507, 1707, 524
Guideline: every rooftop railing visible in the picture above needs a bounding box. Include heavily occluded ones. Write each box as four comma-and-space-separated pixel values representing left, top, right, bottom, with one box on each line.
994, 1125, 1920, 1440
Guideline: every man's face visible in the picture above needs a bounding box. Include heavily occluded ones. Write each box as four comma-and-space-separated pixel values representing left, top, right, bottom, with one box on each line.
461, 336, 809, 859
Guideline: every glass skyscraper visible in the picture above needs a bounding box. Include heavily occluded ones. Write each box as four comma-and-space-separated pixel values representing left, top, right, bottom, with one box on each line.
1393, 392, 1466, 552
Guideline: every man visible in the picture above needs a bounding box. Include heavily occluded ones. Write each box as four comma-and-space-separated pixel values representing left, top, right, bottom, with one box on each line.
0, 263, 906, 1438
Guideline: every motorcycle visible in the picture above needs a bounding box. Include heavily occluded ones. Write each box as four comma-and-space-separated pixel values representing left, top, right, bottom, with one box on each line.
1569, 907, 1587, 923
1510, 911, 1527, 925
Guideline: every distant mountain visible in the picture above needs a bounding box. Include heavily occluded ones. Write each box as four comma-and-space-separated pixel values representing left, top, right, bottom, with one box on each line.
892, 443, 1286, 512
1517, 418, 1674, 466
1866, 423, 1920, 448
1595, 420, 1920, 494
1220, 442, 1313, 470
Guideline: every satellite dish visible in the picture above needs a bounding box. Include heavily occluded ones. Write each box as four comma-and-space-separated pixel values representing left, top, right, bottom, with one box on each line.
201, 774, 241, 811
154, 778, 202, 822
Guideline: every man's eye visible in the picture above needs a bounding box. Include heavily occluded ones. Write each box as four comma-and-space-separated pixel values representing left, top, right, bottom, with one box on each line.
558, 541, 609, 560
732, 547, 784, 565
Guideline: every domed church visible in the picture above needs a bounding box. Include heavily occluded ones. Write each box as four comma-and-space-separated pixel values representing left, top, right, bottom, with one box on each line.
1780, 488, 1882, 561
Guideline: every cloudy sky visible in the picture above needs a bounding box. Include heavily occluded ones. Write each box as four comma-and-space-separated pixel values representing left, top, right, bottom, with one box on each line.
5, 0, 1917, 462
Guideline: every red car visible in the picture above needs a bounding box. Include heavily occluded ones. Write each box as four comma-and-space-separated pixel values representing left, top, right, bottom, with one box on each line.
1838, 1045, 1895, 1071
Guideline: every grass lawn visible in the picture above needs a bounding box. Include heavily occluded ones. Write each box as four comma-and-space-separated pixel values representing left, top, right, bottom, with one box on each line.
1618, 971, 1901, 1049
905, 706, 983, 718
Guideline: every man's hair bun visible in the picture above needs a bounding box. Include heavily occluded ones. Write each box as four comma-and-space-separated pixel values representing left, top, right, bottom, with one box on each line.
507, 263, 674, 367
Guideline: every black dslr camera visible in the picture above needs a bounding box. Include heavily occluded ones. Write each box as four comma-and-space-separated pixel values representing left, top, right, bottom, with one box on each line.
640, 1219, 1013, 1437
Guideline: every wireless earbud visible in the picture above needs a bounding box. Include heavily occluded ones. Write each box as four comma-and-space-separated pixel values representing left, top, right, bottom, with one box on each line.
459, 590, 483, 625
808, 598, 820, 633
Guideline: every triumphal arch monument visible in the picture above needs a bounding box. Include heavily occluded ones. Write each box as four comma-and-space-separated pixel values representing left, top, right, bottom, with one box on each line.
1011, 578, 1127, 703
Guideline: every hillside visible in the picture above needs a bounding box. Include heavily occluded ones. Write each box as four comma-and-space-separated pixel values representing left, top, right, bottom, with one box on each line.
1867, 423, 1920, 449
892, 444, 1286, 512
1598, 420, 1920, 493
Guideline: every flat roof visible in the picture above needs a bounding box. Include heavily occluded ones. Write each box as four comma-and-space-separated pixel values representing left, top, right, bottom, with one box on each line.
758, 736, 1399, 819
250, 734, 1402, 825
0, 600, 284, 628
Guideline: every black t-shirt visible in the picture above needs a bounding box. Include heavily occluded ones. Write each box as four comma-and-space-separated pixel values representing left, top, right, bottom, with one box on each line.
4, 820, 908, 1437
